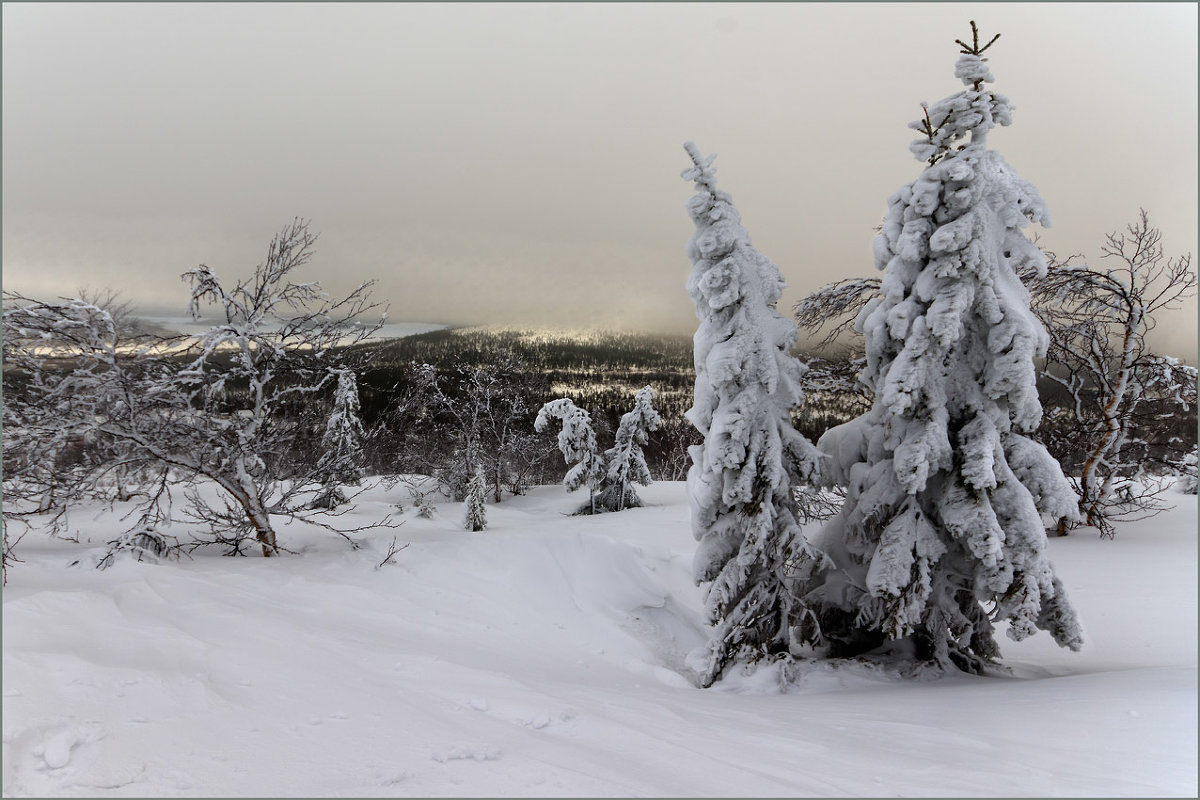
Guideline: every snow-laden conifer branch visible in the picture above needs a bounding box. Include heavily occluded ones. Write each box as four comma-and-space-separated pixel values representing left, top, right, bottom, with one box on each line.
907, 22, 1012, 163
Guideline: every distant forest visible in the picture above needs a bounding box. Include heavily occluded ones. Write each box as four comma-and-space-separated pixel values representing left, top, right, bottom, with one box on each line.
352, 326, 866, 451
353, 326, 699, 427
348, 325, 1195, 483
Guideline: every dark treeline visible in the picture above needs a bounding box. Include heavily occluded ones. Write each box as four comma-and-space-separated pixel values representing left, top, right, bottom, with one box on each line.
18, 320, 1187, 524
345, 328, 703, 489
351, 326, 872, 435
363, 327, 695, 371
20, 324, 1190, 498
337, 327, 891, 493
350, 329, 674, 440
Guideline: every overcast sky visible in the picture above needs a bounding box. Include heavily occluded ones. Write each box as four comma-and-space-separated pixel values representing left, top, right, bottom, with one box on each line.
3, 3, 1196, 359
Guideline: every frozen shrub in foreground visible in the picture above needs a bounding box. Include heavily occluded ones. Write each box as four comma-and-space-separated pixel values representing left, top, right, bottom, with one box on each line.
680, 141, 826, 687
810, 23, 1082, 672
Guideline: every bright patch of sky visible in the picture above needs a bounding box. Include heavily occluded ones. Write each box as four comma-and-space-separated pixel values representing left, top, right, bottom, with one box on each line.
3, 3, 1195, 359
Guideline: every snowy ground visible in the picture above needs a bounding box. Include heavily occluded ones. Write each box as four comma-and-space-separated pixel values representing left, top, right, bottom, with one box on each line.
3, 480, 1196, 797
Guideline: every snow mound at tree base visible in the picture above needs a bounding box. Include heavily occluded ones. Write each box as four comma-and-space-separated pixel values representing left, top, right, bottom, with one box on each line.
710, 654, 943, 695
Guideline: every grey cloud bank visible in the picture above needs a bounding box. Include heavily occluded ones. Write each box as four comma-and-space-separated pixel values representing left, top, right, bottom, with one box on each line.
3, 3, 1196, 359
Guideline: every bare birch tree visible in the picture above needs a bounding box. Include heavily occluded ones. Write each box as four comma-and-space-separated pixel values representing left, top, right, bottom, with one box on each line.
2, 220, 386, 559
1021, 211, 1196, 535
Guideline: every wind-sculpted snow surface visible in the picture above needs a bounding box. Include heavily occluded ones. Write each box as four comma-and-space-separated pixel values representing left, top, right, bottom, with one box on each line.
2, 481, 1195, 796
814, 27, 1083, 671
680, 142, 825, 687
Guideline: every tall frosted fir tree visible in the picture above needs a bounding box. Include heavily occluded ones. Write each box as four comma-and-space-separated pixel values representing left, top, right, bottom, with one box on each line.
681, 142, 826, 687
813, 23, 1083, 672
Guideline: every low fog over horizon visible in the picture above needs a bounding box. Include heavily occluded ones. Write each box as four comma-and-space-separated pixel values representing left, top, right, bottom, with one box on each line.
4, 3, 1197, 360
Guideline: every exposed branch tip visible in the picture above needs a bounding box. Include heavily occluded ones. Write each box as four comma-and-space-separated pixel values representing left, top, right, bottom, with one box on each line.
957, 20, 999, 55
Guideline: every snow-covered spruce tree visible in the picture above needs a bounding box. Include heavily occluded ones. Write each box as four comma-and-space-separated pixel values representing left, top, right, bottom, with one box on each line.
463, 465, 488, 532
534, 398, 604, 514
596, 385, 662, 512
680, 141, 826, 687
322, 368, 367, 485
312, 368, 367, 509
796, 221, 1198, 535
812, 23, 1082, 672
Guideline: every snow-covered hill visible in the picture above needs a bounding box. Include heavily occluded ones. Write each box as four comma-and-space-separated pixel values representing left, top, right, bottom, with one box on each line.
2, 481, 1195, 796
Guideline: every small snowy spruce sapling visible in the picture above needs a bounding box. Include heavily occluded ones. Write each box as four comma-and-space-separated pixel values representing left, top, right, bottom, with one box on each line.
597, 386, 663, 512
463, 465, 488, 532
534, 398, 604, 514
680, 142, 827, 687
812, 23, 1083, 672
321, 368, 367, 485
313, 368, 367, 508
